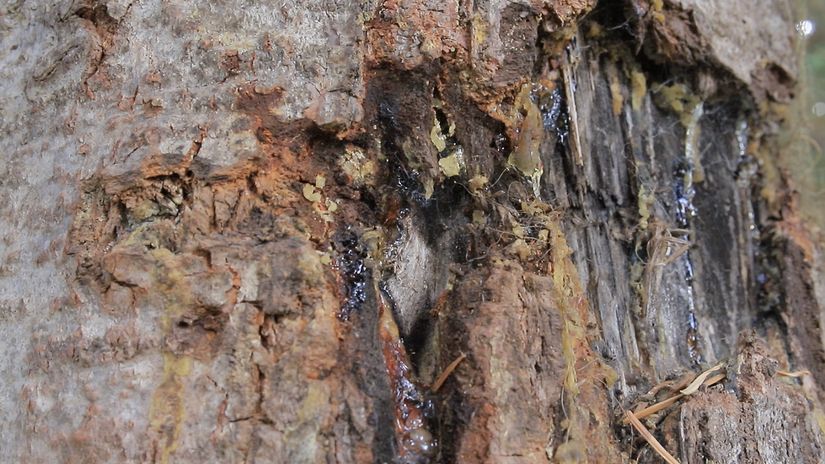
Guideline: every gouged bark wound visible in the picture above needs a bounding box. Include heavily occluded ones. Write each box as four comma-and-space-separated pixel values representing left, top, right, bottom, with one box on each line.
377, 287, 436, 462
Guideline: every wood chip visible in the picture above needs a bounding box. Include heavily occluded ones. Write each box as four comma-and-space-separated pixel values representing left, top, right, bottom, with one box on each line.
302, 183, 322, 202
680, 362, 724, 396
624, 410, 680, 464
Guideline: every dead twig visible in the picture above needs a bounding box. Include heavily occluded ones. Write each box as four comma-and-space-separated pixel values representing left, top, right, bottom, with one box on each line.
624, 410, 680, 464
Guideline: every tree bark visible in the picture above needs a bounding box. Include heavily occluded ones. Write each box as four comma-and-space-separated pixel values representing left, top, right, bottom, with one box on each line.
2, 0, 824, 463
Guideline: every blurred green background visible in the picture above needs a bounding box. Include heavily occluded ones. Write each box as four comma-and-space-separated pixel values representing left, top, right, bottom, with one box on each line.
795, 1, 825, 231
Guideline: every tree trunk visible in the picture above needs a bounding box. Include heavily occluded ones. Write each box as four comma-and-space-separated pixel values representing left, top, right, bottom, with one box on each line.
2, 0, 824, 462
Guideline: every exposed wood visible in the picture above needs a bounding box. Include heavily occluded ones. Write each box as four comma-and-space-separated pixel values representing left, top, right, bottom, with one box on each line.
1, 0, 824, 463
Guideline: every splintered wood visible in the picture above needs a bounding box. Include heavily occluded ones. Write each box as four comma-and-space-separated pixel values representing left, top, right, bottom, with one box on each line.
561, 46, 583, 167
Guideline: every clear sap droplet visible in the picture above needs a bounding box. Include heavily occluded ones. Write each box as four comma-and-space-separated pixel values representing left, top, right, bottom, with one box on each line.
796, 19, 815, 37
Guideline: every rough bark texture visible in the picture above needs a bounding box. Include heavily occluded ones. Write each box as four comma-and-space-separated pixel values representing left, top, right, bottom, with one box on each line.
2, 0, 825, 463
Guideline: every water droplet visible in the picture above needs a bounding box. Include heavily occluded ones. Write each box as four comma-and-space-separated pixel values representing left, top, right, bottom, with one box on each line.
796, 19, 815, 37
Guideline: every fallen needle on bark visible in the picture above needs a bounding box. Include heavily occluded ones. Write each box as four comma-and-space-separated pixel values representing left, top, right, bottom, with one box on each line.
431, 353, 467, 393
623, 372, 726, 424
680, 362, 725, 395
777, 369, 811, 378
624, 410, 680, 464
